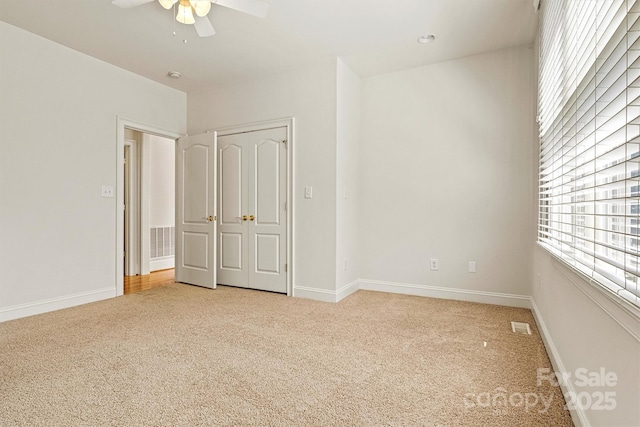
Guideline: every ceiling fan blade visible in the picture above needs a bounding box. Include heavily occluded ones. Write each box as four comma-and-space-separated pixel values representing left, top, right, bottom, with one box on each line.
112, 0, 155, 8
213, 0, 269, 18
194, 15, 216, 37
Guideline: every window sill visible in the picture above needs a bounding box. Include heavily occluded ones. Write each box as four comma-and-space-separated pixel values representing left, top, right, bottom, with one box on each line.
536, 242, 640, 343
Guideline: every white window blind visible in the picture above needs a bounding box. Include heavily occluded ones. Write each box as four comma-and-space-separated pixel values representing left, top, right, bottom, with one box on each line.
538, 0, 640, 308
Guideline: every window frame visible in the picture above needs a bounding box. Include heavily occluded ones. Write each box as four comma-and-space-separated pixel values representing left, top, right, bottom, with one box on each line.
537, 0, 640, 311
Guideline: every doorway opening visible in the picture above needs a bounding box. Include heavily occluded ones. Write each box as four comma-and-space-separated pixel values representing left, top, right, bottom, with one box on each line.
123, 128, 176, 294
116, 118, 182, 296
124, 269, 175, 294
116, 117, 294, 297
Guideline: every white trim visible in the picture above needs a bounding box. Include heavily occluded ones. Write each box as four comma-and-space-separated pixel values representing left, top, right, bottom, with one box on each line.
531, 298, 588, 427
0, 288, 115, 323
212, 118, 293, 136
294, 280, 530, 306
293, 280, 358, 303
336, 279, 359, 301
544, 248, 640, 343
140, 134, 151, 275
116, 117, 183, 297
293, 286, 337, 303
358, 279, 532, 308
124, 139, 141, 277
293, 281, 358, 303
150, 257, 175, 272
215, 118, 295, 297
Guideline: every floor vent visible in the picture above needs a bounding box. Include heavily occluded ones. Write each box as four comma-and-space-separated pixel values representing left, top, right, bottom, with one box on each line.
511, 321, 532, 335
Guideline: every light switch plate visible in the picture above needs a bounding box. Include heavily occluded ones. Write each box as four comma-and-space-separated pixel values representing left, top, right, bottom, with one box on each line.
305, 186, 313, 199
468, 261, 476, 273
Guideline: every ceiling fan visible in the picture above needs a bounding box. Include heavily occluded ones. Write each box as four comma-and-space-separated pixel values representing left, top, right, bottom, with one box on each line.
112, 0, 269, 37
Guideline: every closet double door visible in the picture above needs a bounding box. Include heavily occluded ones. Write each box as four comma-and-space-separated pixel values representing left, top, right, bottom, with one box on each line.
217, 127, 287, 293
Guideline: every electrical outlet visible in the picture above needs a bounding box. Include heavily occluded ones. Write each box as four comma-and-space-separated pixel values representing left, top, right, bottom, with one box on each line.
468, 261, 476, 273
102, 185, 114, 198
430, 258, 439, 271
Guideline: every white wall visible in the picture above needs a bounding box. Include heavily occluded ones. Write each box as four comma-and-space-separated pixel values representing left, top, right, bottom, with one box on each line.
0, 22, 186, 320
148, 135, 175, 226
188, 59, 338, 296
146, 134, 175, 272
358, 46, 535, 305
530, 33, 640, 427
336, 59, 361, 293
532, 247, 640, 426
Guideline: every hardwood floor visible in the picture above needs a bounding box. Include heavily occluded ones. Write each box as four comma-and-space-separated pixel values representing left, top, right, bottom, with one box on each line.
124, 269, 175, 294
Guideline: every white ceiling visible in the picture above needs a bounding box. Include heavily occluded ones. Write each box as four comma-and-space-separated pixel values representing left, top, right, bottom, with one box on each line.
0, 0, 538, 93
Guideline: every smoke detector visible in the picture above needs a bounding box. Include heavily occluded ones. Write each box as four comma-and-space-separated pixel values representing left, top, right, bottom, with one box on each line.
167, 71, 182, 79
417, 34, 436, 44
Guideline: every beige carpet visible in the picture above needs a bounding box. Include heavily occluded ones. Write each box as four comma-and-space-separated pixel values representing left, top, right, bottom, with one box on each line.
0, 284, 573, 426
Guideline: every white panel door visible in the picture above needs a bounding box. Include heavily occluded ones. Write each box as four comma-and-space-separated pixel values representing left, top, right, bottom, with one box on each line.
175, 132, 217, 289
217, 127, 287, 293
248, 128, 287, 292
217, 133, 249, 287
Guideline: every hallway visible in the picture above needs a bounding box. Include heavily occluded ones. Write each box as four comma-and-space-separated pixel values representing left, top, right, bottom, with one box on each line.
124, 269, 174, 294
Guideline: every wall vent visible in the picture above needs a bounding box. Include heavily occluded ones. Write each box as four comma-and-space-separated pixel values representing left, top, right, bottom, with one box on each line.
150, 226, 175, 259
511, 321, 532, 335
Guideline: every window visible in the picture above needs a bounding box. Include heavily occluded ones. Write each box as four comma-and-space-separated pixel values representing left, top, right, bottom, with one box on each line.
538, 0, 640, 308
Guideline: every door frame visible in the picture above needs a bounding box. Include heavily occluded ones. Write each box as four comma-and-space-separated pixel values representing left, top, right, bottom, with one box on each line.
124, 138, 140, 276
116, 117, 183, 296
215, 118, 295, 296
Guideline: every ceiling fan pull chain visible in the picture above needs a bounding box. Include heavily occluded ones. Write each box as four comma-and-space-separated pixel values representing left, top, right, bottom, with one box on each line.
172, 1, 177, 36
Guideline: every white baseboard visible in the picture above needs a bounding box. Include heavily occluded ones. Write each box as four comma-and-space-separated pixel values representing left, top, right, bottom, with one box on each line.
0, 287, 116, 323
294, 279, 530, 308
531, 298, 588, 427
150, 257, 174, 272
358, 279, 531, 308
293, 286, 337, 303
337, 280, 359, 301
293, 280, 359, 303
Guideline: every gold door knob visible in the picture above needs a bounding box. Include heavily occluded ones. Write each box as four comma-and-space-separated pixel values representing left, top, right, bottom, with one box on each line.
249, 215, 255, 221
242, 215, 248, 221
208, 215, 214, 222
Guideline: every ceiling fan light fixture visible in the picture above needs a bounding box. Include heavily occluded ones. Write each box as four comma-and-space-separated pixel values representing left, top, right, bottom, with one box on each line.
176, 2, 196, 24
190, 0, 211, 17
158, 0, 177, 9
